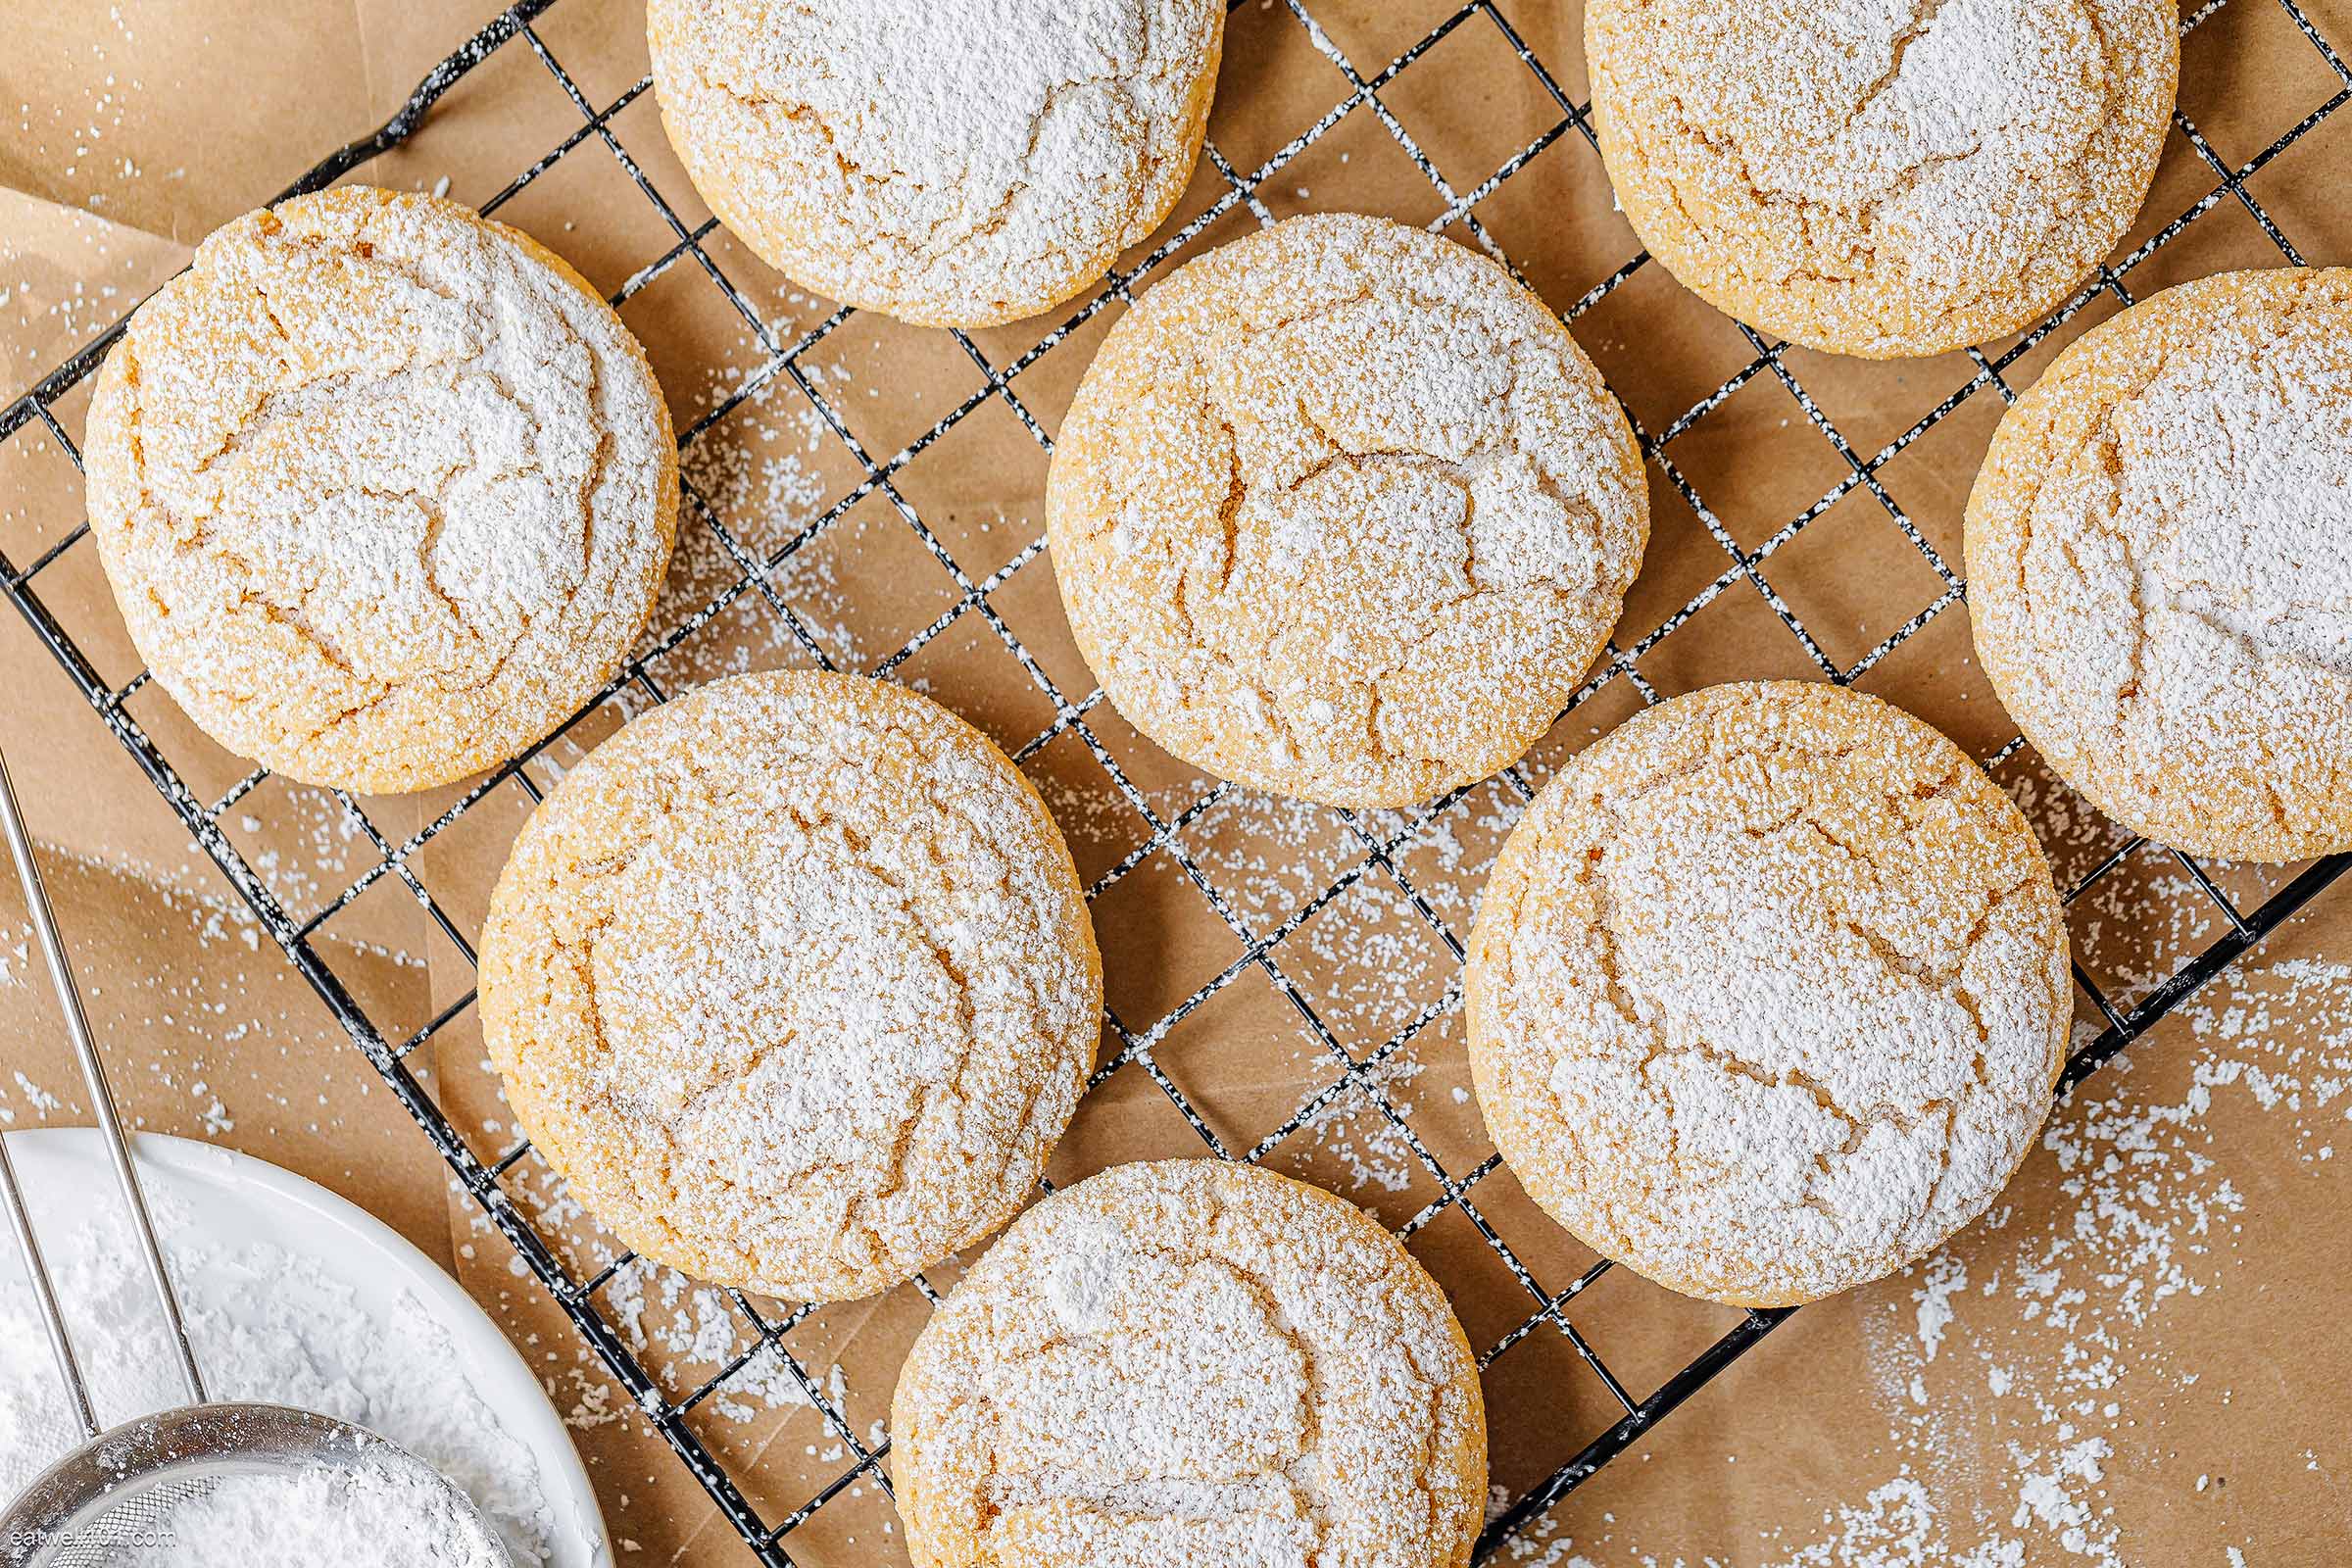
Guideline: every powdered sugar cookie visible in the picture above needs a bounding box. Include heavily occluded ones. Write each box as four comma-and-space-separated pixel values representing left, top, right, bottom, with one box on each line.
1586, 0, 2177, 358
891, 1159, 1487, 1568
1466, 682, 2071, 1307
1047, 213, 1649, 808
1967, 268, 2352, 862
82, 186, 678, 795
647, 0, 1223, 327
477, 670, 1102, 1302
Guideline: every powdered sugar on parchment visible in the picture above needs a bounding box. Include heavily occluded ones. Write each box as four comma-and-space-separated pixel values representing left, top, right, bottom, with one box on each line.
1493, 953, 2351, 1567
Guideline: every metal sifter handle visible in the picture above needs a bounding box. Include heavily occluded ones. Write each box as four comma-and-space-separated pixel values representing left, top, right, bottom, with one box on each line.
0, 745, 207, 1415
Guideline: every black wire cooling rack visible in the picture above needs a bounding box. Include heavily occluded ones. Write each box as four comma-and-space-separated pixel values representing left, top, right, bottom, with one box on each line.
4, 0, 2350, 1560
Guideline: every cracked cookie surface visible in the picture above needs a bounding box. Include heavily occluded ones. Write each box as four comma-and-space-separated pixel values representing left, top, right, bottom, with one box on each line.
1465, 682, 2070, 1307
477, 670, 1102, 1302
1586, 0, 2176, 358
1967, 268, 2352, 862
647, 0, 1222, 327
891, 1159, 1487, 1568
1046, 214, 1648, 808
81, 186, 678, 794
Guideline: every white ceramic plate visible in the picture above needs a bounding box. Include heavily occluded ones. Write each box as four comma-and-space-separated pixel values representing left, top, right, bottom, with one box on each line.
0, 1128, 609, 1567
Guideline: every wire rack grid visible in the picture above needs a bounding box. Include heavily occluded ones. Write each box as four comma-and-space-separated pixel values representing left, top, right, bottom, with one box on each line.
3, 0, 2349, 1560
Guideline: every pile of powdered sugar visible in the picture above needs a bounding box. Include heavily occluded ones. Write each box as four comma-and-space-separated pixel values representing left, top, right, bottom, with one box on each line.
0, 1181, 555, 1563
108, 1453, 508, 1568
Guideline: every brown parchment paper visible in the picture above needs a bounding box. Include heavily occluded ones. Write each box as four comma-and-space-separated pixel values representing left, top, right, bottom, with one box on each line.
3, 0, 2350, 1562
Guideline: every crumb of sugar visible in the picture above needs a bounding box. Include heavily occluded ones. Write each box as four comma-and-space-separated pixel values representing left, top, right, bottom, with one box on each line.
10, 1071, 62, 1117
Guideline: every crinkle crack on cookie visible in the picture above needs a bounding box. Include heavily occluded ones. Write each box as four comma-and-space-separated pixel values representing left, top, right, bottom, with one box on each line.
81, 186, 679, 795
1585, 0, 2177, 358
477, 671, 1103, 1303
1466, 682, 2072, 1307
1967, 267, 2352, 862
647, 0, 1224, 327
891, 1159, 1488, 1568
1046, 213, 1649, 808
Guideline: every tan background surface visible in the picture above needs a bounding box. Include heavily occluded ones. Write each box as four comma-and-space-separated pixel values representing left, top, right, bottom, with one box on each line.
2, 0, 2348, 1562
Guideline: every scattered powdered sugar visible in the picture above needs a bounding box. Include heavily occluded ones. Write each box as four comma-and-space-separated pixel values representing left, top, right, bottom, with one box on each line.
1486, 953, 2348, 1566
646, 0, 1223, 324
1910, 1250, 1967, 1364
1026, 770, 1521, 1200
0, 845, 427, 1150
1819, 954, 2352, 1566
0, 1184, 555, 1563
1050, 213, 1647, 808
9, 1070, 63, 1121
3, 6, 149, 219
111, 1453, 508, 1568
1970, 268, 2352, 859
483, 1159, 853, 1436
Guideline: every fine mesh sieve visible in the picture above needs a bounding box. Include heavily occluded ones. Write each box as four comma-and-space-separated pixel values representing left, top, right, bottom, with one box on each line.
0, 1403, 510, 1568
0, 746, 514, 1568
